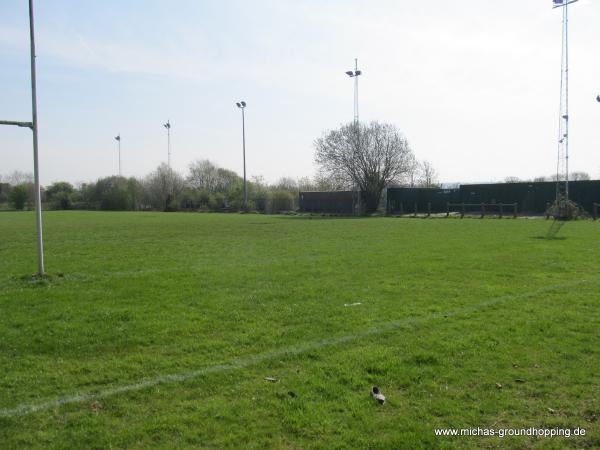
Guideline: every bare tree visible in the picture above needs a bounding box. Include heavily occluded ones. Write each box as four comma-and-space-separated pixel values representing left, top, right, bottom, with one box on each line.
504, 176, 521, 183
274, 177, 298, 191
297, 176, 315, 192
144, 163, 185, 211
187, 159, 241, 193
405, 153, 419, 188
188, 159, 219, 192
314, 121, 414, 213
4, 170, 34, 185
570, 171, 590, 181
417, 160, 439, 188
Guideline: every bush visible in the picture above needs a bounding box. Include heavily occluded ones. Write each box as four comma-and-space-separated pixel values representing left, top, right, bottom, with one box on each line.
0, 183, 10, 205
53, 191, 72, 210
268, 190, 295, 213
208, 192, 226, 210
9, 184, 30, 210
46, 181, 74, 210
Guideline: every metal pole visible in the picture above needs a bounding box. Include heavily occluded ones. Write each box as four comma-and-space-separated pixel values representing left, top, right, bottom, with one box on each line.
29, 0, 44, 276
242, 108, 247, 208
167, 122, 171, 168
354, 58, 359, 123
564, 1, 570, 200
118, 136, 121, 176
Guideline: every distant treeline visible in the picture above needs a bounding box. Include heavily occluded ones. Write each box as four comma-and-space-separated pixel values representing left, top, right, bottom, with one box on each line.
0, 161, 339, 213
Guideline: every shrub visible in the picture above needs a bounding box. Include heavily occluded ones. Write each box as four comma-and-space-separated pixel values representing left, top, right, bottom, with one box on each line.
208, 192, 226, 210
268, 190, 295, 213
9, 184, 30, 210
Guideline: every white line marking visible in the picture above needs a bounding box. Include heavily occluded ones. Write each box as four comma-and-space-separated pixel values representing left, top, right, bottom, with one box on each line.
0, 278, 594, 418
344, 302, 362, 307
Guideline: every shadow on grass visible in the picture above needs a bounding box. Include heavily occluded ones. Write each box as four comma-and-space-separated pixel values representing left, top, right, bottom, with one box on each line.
531, 236, 567, 241
271, 214, 381, 221
12, 272, 84, 288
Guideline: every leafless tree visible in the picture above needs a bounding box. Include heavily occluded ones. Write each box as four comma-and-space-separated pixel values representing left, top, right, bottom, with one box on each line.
314, 121, 414, 213
297, 176, 315, 192
274, 176, 298, 191
570, 171, 590, 181
417, 160, 439, 188
504, 176, 521, 183
188, 159, 219, 192
4, 170, 34, 185
187, 159, 240, 193
405, 153, 419, 188
144, 163, 185, 211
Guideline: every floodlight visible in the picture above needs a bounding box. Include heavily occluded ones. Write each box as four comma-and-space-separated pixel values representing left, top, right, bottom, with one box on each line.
596, 95, 600, 103
241, 101, 246, 107
346, 58, 362, 123
236, 102, 241, 107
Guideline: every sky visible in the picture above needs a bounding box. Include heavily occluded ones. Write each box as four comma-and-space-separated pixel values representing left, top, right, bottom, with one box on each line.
1, 0, 599, 186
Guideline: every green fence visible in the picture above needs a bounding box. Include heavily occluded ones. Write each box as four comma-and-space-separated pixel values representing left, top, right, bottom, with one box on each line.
387, 188, 460, 214
460, 181, 600, 214
299, 191, 357, 214
387, 181, 600, 215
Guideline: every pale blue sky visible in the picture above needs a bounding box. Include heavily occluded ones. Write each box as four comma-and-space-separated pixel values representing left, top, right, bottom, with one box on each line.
1, 0, 599, 185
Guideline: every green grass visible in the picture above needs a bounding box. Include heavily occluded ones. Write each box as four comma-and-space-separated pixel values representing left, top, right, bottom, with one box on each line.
0, 211, 599, 449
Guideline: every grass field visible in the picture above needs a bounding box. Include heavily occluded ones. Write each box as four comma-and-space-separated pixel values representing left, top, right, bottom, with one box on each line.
0, 211, 599, 449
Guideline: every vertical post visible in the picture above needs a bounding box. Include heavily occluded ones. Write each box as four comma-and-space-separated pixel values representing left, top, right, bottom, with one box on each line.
564, 2, 570, 200
399, 201, 403, 216
242, 107, 247, 209
414, 202, 417, 218
118, 136, 121, 176
29, 0, 44, 276
593, 203, 597, 221
354, 58, 359, 123
499, 203, 503, 219
546, 202, 550, 220
481, 203, 485, 219
461, 203, 465, 219
446, 202, 450, 218
427, 202, 431, 217
513, 203, 517, 219
167, 123, 171, 168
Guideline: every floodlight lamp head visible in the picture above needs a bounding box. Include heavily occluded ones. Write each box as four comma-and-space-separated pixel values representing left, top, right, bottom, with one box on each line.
355, 70, 362, 76
596, 95, 600, 103
241, 101, 246, 107
115, 135, 120, 141
236, 102, 241, 107
345, 71, 354, 77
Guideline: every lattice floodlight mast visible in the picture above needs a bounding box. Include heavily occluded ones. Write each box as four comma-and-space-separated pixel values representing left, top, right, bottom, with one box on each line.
0, 0, 44, 276
345, 58, 362, 124
345, 59, 363, 214
554, 0, 578, 205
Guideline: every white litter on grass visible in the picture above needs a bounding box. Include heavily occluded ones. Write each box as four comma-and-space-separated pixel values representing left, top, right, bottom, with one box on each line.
344, 302, 362, 307
0, 278, 594, 418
